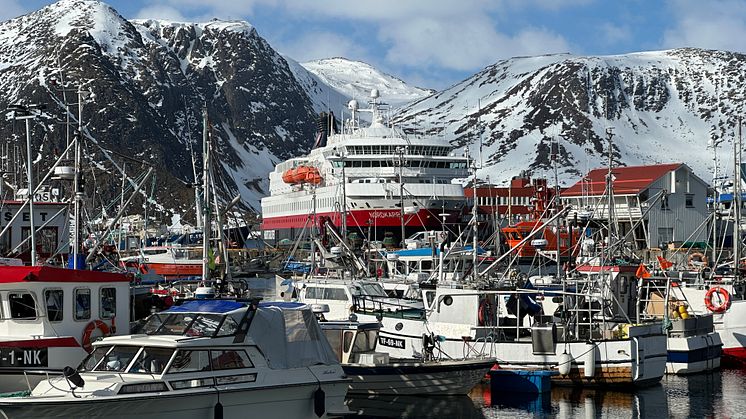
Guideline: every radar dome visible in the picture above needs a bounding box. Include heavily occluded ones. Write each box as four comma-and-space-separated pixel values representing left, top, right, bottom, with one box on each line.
370, 89, 379, 99
347, 99, 359, 111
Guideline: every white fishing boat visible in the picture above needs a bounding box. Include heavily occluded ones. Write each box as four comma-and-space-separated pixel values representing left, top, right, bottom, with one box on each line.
353, 282, 668, 387
0, 265, 130, 393
0, 299, 349, 419
319, 320, 494, 395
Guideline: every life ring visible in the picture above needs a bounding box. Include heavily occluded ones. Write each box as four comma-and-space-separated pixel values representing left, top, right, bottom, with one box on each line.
478, 298, 494, 326
688, 252, 708, 270
704, 287, 731, 313
82, 320, 111, 353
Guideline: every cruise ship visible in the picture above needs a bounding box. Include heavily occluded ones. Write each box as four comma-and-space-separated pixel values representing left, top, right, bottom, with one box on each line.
261, 90, 468, 245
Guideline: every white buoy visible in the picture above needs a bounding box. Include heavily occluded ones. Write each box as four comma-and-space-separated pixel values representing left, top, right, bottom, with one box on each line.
558, 352, 573, 376
583, 343, 596, 378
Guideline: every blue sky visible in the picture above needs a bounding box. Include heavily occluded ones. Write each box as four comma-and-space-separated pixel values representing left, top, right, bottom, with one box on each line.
4, 0, 746, 89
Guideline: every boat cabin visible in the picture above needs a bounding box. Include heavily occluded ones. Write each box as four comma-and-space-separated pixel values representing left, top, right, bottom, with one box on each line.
319, 321, 388, 365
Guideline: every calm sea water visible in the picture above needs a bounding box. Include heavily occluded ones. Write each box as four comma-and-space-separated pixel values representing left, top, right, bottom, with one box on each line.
343, 370, 746, 418
249, 277, 746, 418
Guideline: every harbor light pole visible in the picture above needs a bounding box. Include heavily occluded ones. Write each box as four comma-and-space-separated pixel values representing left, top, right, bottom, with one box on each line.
9, 104, 45, 265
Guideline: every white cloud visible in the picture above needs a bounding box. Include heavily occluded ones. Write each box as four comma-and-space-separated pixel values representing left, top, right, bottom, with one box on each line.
274, 31, 369, 63
600, 22, 631, 45
135, 5, 188, 22
0, 0, 26, 21
380, 17, 571, 71
663, 0, 746, 52
137, 0, 277, 20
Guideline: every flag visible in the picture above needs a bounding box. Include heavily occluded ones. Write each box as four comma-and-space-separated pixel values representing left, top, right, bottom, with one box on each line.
636, 263, 651, 278
657, 256, 673, 270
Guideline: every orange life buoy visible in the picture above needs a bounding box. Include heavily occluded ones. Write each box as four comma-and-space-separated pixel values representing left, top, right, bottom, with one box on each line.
688, 252, 708, 270
82, 320, 111, 353
704, 287, 730, 313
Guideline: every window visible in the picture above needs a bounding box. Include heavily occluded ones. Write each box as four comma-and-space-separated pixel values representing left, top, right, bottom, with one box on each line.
305, 287, 322, 299
686, 194, 694, 208
211, 350, 253, 370
75, 288, 91, 320
129, 347, 174, 374
100, 287, 116, 319
324, 330, 343, 360
216, 373, 257, 385
93, 346, 140, 372
79, 345, 112, 371
9, 292, 36, 319
323, 287, 348, 301
20, 226, 58, 255
45, 289, 63, 322
168, 350, 212, 374
170, 377, 214, 390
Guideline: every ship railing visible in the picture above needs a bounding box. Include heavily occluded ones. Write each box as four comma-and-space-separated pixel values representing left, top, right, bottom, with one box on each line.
433, 288, 605, 344
352, 295, 425, 320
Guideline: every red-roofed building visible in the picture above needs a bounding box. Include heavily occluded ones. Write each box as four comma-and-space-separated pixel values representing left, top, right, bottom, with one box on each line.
561, 163, 709, 249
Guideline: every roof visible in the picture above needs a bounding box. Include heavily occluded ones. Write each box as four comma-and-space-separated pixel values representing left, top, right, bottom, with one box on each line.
0, 266, 129, 283
164, 300, 247, 314
562, 163, 682, 197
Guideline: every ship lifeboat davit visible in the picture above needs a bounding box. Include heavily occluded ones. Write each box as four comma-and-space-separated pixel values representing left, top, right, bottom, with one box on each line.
282, 168, 297, 183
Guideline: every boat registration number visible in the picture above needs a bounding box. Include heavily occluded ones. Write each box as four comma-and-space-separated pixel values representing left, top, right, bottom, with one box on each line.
379, 336, 405, 349
0, 348, 48, 368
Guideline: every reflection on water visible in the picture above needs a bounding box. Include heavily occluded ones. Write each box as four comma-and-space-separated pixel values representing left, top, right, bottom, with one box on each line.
249, 277, 746, 418
345, 394, 485, 419
341, 370, 746, 418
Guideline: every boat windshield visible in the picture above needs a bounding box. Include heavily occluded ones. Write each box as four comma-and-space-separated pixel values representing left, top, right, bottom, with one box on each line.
80, 345, 176, 374
352, 330, 378, 354
355, 283, 387, 297
141, 312, 239, 337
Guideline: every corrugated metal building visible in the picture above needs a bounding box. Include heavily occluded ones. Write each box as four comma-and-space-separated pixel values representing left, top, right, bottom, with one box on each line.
561, 163, 709, 249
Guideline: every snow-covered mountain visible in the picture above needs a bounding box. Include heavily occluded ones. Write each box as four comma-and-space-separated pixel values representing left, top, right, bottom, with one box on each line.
395, 49, 745, 186
0, 0, 316, 214
298, 57, 434, 111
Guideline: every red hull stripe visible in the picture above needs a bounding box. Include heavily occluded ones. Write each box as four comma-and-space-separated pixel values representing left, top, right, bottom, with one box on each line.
261, 209, 460, 230
0, 266, 129, 283
0, 337, 80, 348
723, 347, 746, 359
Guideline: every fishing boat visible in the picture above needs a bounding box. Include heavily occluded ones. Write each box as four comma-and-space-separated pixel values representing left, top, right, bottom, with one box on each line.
261, 89, 469, 247
120, 246, 203, 280
0, 265, 130, 392
0, 299, 349, 419
319, 320, 494, 395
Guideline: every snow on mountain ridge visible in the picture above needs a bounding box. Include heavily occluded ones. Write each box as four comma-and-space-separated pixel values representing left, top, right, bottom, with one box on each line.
394, 48, 746, 187
301, 57, 434, 107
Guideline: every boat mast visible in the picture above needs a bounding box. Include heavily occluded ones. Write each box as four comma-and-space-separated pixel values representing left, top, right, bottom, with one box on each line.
605, 127, 615, 262
201, 107, 211, 282
553, 138, 561, 279
24, 116, 36, 266
397, 146, 405, 247
472, 153, 478, 281
735, 118, 742, 276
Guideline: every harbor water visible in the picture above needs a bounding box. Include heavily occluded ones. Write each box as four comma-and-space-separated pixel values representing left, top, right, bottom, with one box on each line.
342, 370, 746, 418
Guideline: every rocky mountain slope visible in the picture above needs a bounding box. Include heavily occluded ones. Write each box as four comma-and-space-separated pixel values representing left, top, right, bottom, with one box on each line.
0, 0, 317, 216
394, 49, 745, 186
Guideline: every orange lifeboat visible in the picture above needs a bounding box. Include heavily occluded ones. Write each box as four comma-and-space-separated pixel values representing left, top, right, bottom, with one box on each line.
306, 167, 322, 184
293, 166, 311, 183
282, 168, 297, 183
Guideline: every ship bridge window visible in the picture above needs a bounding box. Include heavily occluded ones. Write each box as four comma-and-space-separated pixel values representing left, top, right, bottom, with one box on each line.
100, 287, 116, 319
168, 350, 212, 374
75, 288, 91, 320
44, 289, 63, 322
9, 292, 36, 319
